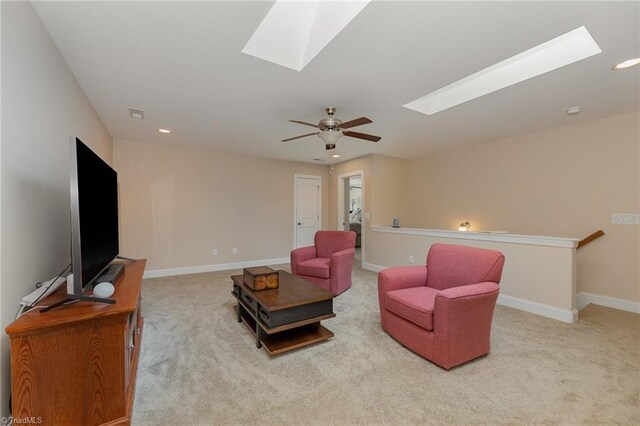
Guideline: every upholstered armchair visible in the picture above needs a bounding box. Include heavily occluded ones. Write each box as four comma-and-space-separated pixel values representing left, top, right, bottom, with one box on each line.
291, 231, 356, 295
378, 243, 505, 369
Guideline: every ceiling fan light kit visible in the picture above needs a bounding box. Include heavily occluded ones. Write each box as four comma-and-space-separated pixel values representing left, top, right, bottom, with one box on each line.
283, 107, 381, 150
319, 129, 342, 147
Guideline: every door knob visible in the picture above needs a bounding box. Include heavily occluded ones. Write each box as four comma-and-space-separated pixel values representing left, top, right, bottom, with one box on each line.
298, 222, 302, 225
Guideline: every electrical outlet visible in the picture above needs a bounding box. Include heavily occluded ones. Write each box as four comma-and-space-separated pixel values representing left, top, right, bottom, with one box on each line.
212, 249, 218, 256
408, 255, 414, 264
612, 213, 640, 224
232, 248, 238, 254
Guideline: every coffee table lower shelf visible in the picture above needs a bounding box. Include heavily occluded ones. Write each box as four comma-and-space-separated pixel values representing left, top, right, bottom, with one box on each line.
233, 305, 334, 355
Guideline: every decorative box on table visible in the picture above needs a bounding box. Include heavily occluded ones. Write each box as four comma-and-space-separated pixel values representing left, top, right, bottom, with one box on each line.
243, 266, 279, 291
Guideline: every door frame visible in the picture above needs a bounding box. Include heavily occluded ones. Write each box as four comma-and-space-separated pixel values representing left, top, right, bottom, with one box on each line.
337, 170, 364, 267
293, 174, 322, 249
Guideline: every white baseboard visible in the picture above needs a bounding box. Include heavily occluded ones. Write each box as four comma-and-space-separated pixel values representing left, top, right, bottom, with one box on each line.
362, 262, 386, 273
577, 292, 640, 314
497, 294, 578, 323
143, 257, 290, 279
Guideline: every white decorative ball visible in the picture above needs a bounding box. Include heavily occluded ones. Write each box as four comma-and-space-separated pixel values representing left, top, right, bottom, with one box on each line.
93, 282, 115, 298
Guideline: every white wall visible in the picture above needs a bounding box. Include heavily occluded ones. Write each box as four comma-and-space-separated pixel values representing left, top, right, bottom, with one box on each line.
405, 112, 640, 304
371, 155, 408, 228
0, 2, 113, 417
114, 139, 329, 272
329, 154, 409, 264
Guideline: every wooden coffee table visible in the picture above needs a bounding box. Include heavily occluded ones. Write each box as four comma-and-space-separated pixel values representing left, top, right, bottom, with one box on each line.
231, 270, 335, 355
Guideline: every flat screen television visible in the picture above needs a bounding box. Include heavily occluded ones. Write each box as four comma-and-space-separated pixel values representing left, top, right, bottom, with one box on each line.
69, 137, 119, 294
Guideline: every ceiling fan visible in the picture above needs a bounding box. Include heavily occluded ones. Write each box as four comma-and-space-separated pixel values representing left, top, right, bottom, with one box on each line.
282, 107, 381, 150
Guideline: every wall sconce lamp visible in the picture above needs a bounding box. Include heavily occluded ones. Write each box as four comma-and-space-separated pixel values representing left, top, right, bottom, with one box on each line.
458, 221, 471, 232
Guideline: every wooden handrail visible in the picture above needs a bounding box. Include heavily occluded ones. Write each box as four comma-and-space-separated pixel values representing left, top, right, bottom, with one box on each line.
577, 230, 605, 249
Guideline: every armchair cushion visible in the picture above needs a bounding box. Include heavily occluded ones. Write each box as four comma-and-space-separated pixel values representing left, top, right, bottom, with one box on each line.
385, 286, 438, 331
297, 258, 331, 279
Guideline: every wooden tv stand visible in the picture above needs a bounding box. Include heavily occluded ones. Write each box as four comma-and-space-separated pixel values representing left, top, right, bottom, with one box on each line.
5, 259, 146, 425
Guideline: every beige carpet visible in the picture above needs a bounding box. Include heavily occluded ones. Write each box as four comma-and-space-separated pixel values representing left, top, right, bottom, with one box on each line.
132, 263, 639, 425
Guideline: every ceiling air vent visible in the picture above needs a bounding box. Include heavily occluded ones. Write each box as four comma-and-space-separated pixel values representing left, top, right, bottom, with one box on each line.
129, 108, 144, 119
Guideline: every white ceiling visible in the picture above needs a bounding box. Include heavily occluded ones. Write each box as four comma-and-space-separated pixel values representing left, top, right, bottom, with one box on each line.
33, 1, 640, 165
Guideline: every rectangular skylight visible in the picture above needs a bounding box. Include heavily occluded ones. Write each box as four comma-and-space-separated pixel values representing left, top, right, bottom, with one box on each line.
242, 0, 370, 71
403, 26, 602, 115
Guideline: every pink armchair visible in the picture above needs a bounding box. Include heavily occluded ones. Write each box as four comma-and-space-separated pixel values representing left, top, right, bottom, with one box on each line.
378, 243, 505, 369
291, 231, 356, 295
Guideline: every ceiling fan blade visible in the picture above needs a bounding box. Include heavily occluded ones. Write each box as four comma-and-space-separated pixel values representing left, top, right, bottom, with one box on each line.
343, 131, 381, 142
281, 132, 319, 142
340, 117, 372, 129
289, 120, 319, 128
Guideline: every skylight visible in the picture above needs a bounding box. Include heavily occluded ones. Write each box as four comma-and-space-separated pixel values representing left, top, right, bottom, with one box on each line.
403, 26, 602, 115
242, 0, 370, 71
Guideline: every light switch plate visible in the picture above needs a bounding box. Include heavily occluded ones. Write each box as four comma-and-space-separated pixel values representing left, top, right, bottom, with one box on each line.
611, 213, 640, 224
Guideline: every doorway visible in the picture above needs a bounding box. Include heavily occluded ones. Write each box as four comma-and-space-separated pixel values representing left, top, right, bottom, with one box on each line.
294, 174, 322, 248
337, 170, 364, 267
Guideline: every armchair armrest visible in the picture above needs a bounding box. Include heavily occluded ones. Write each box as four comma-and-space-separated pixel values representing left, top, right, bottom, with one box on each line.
436, 282, 499, 301
433, 282, 500, 369
378, 266, 428, 330
329, 248, 355, 294
330, 248, 355, 270
331, 248, 355, 261
290, 246, 316, 275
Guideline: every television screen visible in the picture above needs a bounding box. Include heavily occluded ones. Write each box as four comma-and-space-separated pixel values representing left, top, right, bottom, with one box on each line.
70, 137, 119, 293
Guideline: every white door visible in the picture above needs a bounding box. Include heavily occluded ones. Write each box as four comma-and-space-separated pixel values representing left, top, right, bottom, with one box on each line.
294, 175, 321, 248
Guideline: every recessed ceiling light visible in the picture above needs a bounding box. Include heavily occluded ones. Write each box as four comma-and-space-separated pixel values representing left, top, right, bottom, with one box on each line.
612, 58, 640, 70
242, 0, 370, 71
332, 154, 341, 158
129, 108, 144, 119
403, 26, 602, 115
158, 129, 171, 134
566, 106, 582, 115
